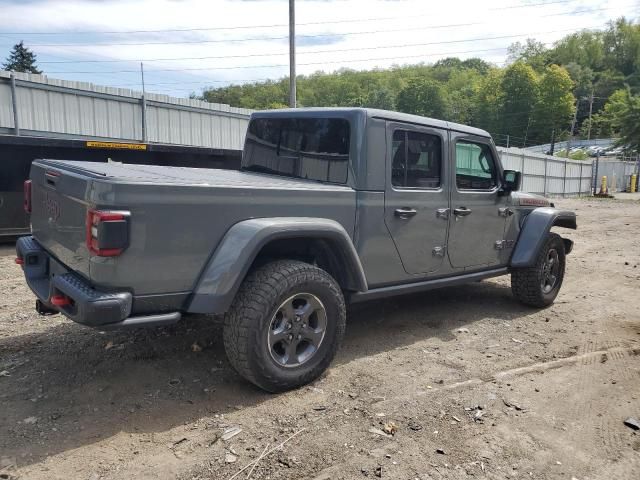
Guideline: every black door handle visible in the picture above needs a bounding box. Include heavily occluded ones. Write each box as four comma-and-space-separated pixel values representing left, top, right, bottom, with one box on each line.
454, 207, 472, 217
394, 207, 417, 219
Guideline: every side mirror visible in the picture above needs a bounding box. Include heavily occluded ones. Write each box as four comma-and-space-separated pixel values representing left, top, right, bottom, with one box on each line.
503, 170, 521, 192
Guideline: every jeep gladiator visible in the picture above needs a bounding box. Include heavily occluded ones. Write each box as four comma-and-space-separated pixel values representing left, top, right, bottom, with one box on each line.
16, 108, 576, 392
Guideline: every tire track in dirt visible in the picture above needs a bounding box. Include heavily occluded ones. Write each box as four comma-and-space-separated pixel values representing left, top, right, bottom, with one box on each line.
575, 335, 638, 460
597, 333, 640, 459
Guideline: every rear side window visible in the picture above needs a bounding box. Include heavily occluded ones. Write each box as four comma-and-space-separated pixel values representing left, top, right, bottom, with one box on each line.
243, 117, 350, 184
392, 130, 442, 189
455, 141, 497, 190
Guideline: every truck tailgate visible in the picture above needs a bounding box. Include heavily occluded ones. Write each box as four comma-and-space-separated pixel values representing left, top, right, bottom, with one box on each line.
29, 161, 93, 278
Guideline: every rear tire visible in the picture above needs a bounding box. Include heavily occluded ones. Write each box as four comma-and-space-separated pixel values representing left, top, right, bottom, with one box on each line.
223, 259, 346, 393
511, 233, 566, 307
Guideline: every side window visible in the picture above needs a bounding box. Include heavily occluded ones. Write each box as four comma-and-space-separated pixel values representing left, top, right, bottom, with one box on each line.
455, 141, 497, 190
391, 130, 442, 189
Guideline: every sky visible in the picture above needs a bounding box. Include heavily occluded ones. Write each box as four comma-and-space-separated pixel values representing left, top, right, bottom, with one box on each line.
0, 0, 637, 99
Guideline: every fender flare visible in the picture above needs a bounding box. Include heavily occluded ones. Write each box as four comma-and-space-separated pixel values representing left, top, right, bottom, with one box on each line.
510, 207, 577, 268
186, 217, 368, 315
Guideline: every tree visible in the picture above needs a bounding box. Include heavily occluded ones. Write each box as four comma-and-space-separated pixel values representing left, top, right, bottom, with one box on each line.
593, 88, 640, 150
196, 17, 637, 146
2, 41, 41, 74
602, 18, 640, 78
614, 91, 640, 151
363, 87, 395, 110
564, 62, 594, 135
446, 68, 483, 124
460, 58, 491, 74
396, 78, 448, 119
507, 39, 548, 71
531, 65, 576, 147
500, 62, 539, 140
549, 30, 605, 72
472, 68, 504, 135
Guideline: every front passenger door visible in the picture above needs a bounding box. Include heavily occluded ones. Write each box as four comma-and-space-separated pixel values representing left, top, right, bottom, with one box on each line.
447, 135, 508, 268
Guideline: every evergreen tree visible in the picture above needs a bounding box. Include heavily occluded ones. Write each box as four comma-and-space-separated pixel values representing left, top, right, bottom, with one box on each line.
3, 41, 42, 74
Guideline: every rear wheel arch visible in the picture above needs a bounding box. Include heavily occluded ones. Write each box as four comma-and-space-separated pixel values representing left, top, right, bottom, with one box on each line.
186, 218, 367, 315
250, 236, 363, 292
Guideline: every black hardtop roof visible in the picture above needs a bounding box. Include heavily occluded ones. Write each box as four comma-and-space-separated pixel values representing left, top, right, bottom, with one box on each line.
250, 107, 491, 138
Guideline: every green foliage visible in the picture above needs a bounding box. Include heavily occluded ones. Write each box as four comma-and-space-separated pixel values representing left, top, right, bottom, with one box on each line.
533, 65, 576, 141
595, 88, 640, 151
602, 18, 640, 77
507, 39, 549, 71
198, 18, 638, 150
472, 68, 503, 134
616, 92, 640, 151
2, 41, 41, 74
396, 78, 448, 118
555, 149, 589, 160
550, 30, 605, 72
500, 62, 539, 138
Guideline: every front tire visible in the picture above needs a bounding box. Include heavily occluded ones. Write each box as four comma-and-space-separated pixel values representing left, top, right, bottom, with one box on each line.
223, 260, 346, 393
511, 233, 566, 307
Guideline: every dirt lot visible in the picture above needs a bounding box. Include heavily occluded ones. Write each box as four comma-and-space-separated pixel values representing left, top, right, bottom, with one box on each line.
1, 197, 639, 480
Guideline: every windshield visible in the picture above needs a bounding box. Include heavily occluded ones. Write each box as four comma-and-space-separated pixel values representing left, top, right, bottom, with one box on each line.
242, 117, 350, 184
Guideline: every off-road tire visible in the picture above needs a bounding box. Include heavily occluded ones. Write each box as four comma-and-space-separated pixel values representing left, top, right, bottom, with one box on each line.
511, 232, 566, 308
223, 260, 346, 393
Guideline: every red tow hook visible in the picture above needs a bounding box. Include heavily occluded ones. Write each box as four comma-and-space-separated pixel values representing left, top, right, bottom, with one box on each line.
15, 257, 24, 265
50, 295, 71, 307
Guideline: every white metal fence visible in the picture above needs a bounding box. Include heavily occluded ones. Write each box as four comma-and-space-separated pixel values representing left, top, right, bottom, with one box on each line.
593, 159, 640, 192
0, 71, 252, 150
497, 146, 593, 197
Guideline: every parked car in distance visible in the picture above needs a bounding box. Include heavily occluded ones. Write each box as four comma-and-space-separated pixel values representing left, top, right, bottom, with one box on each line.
605, 146, 625, 156
16, 108, 577, 392
587, 146, 606, 157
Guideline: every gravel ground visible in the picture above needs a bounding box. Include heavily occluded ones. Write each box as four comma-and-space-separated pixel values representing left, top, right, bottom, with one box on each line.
0, 197, 639, 480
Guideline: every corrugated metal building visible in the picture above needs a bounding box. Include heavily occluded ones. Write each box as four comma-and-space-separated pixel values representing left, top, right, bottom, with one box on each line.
0, 71, 252, 149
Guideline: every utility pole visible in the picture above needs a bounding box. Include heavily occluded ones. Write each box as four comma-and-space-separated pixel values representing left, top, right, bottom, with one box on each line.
566, 98, 579, 155
523, 116, 531, 148
140, 62, 148, 143
549, 128, 556, 156
586, 90, 594, 141
288, 0, 296, 108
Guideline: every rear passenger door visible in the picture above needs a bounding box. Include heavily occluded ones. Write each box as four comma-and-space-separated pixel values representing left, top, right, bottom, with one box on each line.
447, 133, 508, 268
384, 122, 449, 275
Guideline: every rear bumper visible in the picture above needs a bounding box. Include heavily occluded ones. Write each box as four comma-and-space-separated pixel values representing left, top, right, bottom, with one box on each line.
16, 236, 180, 329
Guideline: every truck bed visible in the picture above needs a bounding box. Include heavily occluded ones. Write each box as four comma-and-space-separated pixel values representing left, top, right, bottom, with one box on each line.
29, 159, 357, 304
40, 160, 349, 190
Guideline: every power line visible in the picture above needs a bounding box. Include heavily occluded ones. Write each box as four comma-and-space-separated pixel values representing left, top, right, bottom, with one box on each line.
43, 27, 598, 74
0, 1, 582, 36
21, 25, 514, 47
38, 45, 510, 66
20, 5, 633, 48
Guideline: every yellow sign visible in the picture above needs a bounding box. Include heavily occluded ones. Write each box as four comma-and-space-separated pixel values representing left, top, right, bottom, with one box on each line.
86, 141, 147, 151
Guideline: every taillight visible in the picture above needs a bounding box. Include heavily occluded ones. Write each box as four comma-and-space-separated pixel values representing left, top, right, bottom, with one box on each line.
86, 209, 130, 257
24, 180, 32, 213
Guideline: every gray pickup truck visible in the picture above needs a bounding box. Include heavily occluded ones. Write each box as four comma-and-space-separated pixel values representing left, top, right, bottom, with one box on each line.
16, 108, 576, 392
